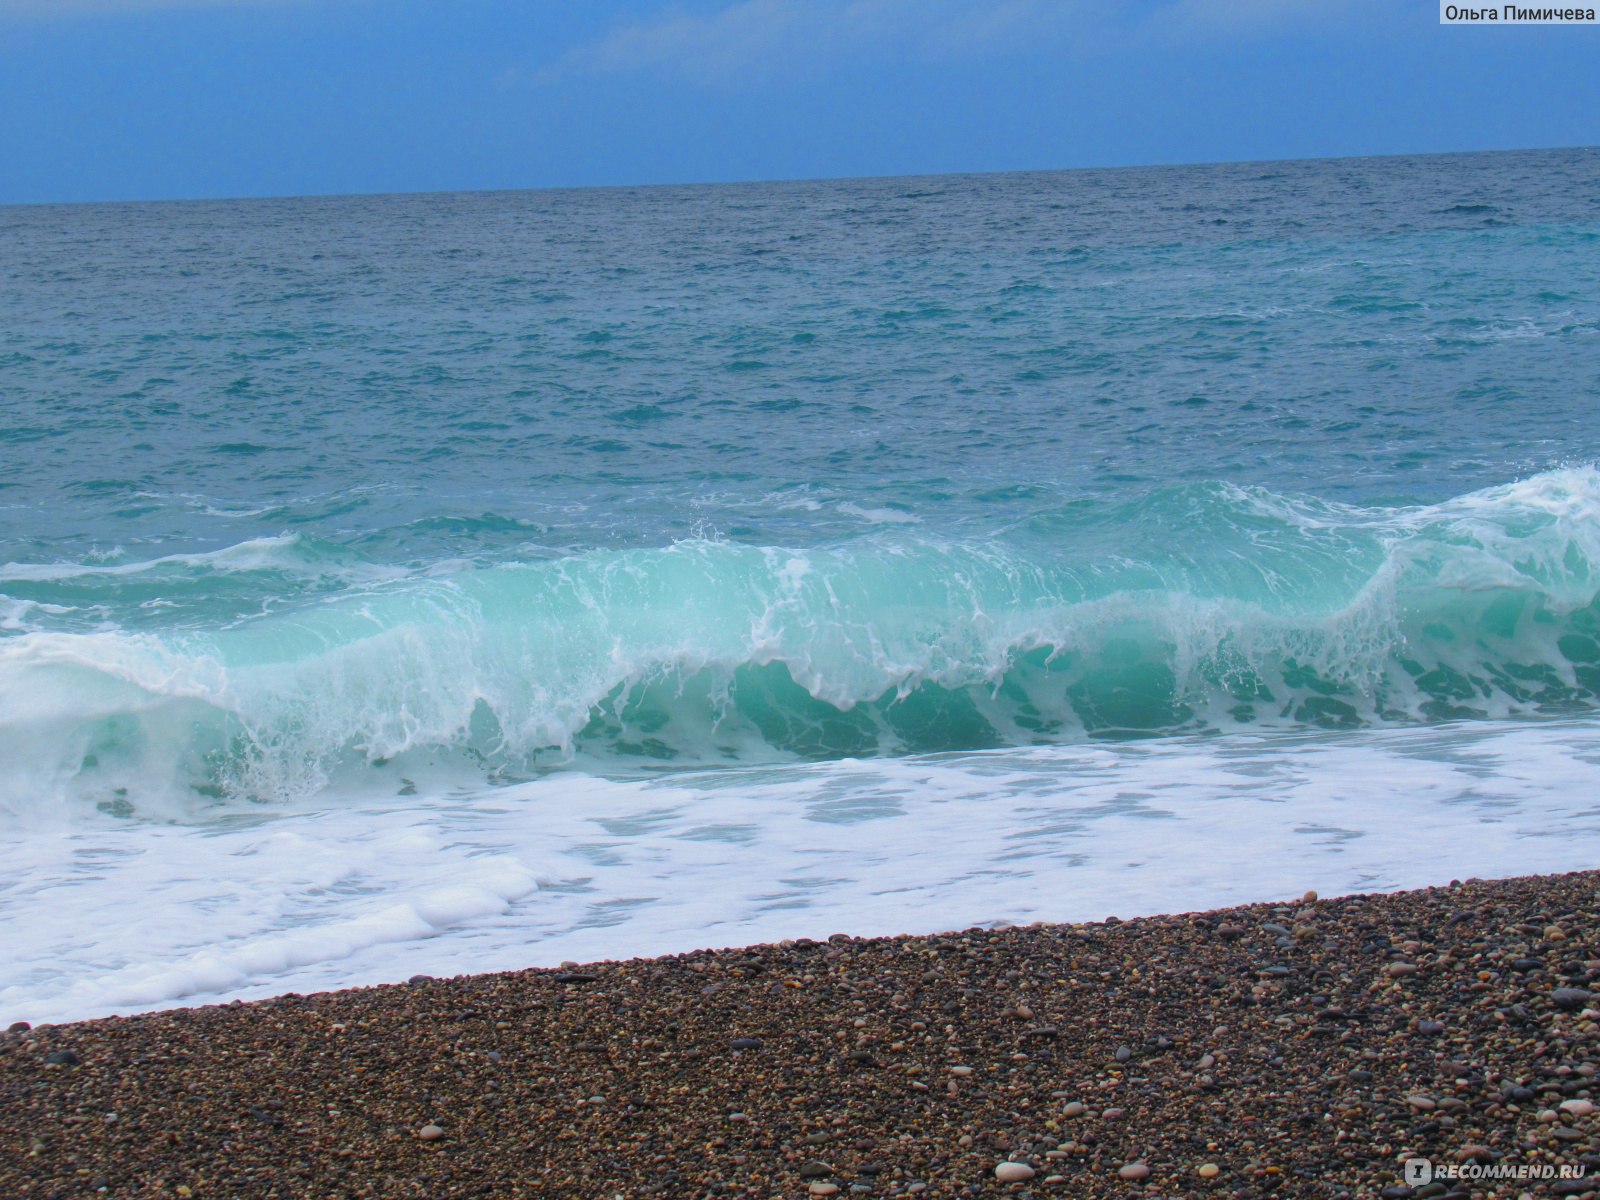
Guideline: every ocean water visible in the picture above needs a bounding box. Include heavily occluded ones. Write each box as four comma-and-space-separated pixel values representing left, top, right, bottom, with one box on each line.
3, 148, 1600, 1024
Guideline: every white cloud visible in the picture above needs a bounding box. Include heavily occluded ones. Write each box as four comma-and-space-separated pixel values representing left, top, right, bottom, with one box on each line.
536, 0, 1087, 86
534, 0, 1378, 87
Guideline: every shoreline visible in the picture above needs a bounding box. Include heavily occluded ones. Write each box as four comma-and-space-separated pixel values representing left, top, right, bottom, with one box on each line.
4, 871, 1598, 1198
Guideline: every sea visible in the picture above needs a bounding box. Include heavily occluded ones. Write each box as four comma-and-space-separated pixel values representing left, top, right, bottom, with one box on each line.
3, 147, 1600, 1026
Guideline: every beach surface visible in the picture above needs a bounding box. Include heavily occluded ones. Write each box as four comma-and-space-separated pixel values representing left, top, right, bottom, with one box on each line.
4, 871, 1598, 1199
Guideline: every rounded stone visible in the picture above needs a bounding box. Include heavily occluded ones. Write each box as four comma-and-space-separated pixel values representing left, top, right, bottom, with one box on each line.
1198, 1162, 1220, 1179
809, 1185, 840, 1197
994, 1162, 1035, 1182
1118, 1162, 1151, 1181
419, 1124, 445, 1141
1560, 1099, 1596, 1116
1062, 1101, 1087, 1118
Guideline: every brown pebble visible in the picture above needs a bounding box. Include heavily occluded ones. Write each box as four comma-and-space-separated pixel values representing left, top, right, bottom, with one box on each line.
2, 870, 1598, 1200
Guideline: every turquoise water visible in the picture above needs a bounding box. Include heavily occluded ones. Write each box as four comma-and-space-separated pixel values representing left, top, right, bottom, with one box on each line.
7, 148, 1600, 1022
5, 148, 1600, 808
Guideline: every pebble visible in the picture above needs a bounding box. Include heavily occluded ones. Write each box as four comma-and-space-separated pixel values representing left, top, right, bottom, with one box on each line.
7, 869, 1600, 1200
1385, 962, 1419, 977
1114, 1045, 1132, 1062
729, 1037, 763, 1050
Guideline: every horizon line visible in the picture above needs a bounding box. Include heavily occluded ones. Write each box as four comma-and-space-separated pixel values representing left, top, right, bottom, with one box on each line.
4, 141, 1595, 212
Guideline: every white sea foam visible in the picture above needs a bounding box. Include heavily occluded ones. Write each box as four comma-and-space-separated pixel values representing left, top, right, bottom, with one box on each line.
0, 535, 306, 582
4, 718, 1599, 1027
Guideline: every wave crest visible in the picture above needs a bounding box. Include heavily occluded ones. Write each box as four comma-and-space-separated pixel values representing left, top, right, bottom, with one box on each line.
4, 468, 1600, 815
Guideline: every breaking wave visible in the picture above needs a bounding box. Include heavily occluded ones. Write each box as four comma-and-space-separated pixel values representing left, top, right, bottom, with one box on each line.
5, 468, 1600, 815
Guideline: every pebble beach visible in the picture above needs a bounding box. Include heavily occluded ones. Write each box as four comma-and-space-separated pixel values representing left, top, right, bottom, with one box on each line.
4, 870, 1599, 1199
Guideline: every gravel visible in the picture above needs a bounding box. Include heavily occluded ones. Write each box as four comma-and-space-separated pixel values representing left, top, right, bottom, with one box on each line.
3, 870, 1599, 1197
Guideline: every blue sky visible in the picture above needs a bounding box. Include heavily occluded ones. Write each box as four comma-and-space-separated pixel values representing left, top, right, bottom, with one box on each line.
1, 0, 1596, 204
